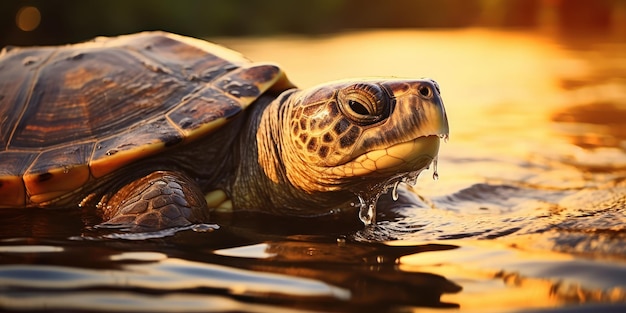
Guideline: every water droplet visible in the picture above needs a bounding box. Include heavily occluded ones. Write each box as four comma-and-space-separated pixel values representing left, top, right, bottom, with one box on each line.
180, 117, 194, 129
223, 80, 246, 97
96, 144, 102, 150
355, 195, 365, 208
22, 56, 38, 66
391, 181, 400, 201
432, 157, 439, 181
68, 52, 84, 60
402, 170, 422, 187
191, 224, 219, 232
439, 133, 449, 143
359, 202, 376, 225
223, 64, 238, 71
63, 147, 79, 155
202, 69, 222, 81
355, 194, 378, 225
142, 61, 172, 74
181, 94, 193, 102
106, 149, 118, 156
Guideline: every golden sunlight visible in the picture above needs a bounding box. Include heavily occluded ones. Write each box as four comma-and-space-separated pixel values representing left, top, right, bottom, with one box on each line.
16, 6, 41, 32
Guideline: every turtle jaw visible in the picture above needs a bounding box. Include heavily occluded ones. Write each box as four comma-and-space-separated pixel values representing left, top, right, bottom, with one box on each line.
324, 134, 442, 179
334, 133, 445, 226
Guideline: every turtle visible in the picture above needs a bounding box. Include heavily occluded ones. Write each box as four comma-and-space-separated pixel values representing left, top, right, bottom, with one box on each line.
0, 31, 449, 231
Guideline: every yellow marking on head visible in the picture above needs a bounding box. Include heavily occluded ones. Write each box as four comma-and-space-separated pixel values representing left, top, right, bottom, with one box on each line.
325, 135, 440, 178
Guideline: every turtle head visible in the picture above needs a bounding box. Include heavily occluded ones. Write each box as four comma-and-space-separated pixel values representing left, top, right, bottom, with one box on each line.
257, 78, 449, 221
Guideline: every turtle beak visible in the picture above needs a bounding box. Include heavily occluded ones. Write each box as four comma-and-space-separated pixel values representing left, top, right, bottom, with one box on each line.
380, 78, 449, 142
414, 79, 448, 140
427, 79, 450, 139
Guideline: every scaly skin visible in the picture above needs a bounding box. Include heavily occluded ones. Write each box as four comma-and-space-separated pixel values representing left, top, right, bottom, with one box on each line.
99, 171, 208, 231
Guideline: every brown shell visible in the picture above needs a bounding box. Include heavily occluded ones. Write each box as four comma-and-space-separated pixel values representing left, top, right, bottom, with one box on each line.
0, 31, 292, 207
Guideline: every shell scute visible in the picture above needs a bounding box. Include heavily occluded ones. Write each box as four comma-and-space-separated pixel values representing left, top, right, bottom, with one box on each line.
213, 64, 281, 100
9, 47, 195, 149
23, 142, 94, 204
0, 151, 37, 206
0, 48, 54, 149
120, 32, 246, 82
167, 87, 242, 139
90, 117, 184, 178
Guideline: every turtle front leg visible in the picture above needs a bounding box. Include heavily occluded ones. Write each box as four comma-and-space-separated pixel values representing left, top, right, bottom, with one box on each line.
99, 171, 208, 231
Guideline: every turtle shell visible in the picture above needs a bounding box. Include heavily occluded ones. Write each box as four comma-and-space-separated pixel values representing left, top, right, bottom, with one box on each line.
0, 31, 292, 207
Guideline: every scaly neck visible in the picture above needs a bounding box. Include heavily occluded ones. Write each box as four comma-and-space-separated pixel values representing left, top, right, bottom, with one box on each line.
230, 92, 356, 217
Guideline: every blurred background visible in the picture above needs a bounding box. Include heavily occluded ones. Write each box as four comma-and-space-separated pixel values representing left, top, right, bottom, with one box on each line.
1, 2, 626, 311
1, 0, 625, 46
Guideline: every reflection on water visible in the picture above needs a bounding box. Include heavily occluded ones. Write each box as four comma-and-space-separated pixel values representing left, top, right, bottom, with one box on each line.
553, 102, 626, 150
1, 29, 626, 312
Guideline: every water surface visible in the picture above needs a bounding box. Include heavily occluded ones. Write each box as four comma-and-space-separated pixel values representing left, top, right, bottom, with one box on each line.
1, 29, 625, 312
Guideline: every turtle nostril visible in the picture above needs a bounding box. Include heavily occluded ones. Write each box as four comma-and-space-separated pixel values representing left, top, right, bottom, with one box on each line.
418, 85, 432, 98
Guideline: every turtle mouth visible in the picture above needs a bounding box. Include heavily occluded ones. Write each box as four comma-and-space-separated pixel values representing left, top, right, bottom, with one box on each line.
342, 133, 447, 225
326, 134, 445, 178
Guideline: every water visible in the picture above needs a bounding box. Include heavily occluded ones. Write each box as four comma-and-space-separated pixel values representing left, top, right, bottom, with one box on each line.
1, 29, 626, 312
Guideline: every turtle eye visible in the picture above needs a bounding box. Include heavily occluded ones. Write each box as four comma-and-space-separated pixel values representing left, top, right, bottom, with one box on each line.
339, 83, 388, 125
348, 100, 370, 115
